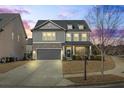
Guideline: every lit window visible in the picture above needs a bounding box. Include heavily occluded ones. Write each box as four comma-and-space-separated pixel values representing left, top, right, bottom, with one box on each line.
12, 32, 14, 40
42, 32, 56, 41
78, 25, 84, 30
81, 33, 87, 41
73, 33, 79, 41
67, 25, 72, 29
66, 33, 71, 41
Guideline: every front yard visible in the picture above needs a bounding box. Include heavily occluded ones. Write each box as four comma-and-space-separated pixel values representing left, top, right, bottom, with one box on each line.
66, 74, 124, 86
62, 56, 115, 74
0, 61, 29, 73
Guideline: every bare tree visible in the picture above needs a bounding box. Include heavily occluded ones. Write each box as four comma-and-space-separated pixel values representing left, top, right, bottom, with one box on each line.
86, 5, 124, 78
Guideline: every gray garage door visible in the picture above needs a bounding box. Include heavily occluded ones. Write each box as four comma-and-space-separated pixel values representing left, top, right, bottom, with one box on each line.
37, 49, 61, 60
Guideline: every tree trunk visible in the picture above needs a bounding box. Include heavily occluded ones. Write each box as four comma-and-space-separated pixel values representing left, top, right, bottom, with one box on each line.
101, 50, 105, 80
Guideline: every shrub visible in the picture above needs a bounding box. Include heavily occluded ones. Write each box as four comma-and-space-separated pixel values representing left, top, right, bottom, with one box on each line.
90, 55, 101, 60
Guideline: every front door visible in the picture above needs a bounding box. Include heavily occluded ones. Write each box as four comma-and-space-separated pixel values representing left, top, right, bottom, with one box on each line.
66, 47, 72, 60
67, 49, 71, 57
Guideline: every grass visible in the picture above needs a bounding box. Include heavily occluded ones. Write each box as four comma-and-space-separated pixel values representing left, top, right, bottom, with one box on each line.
66, 74, 124, 86
62, 56, 115, 74
0, 61, 29, 73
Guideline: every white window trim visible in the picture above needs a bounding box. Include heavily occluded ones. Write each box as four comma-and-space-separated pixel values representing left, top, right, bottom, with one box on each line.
81, 33, 87, 41
17, 35, 20, 42
42, 32, 56, 41
67, 24, 73, 29
73, 33, 79, 41
66, 33, 71, 41
78, 24, 84, 30
12, 32, 14, 40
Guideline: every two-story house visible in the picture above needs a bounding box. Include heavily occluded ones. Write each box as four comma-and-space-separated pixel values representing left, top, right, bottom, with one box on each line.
32, 20, 92, 60
0, 13, 27, 61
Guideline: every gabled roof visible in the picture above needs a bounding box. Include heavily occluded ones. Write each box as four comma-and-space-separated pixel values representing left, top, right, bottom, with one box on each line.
34, 20, 66, 30
32, 20, 91, 32
0, 13, 27, 38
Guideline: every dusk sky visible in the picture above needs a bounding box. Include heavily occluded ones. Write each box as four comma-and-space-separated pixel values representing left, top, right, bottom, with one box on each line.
0, 5, 93, 38
0, 5, 124, 38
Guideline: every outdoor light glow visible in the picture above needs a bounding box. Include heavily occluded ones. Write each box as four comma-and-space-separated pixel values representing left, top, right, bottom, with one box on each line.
33, 50, 36, 54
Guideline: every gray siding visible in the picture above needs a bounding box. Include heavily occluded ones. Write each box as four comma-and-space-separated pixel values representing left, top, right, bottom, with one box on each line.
33, 43, 62, 49
33, 31, 65, 43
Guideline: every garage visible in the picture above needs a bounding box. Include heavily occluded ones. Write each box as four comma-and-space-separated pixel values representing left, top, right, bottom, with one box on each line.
37, 49, 61, 60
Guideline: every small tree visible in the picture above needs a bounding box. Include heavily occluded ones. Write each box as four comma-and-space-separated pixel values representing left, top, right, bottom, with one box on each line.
86, 5, 124, 78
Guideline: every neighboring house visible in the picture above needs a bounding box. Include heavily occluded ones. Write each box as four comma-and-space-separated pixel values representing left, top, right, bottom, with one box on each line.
32, 20, 92, 60
0, 13, 27, 61
25, 38, 32, 59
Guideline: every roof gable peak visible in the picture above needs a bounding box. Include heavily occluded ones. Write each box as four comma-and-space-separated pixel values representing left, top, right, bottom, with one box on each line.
34, 20, 66, 30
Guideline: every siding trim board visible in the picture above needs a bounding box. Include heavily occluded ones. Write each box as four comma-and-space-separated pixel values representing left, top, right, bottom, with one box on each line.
33, 43, 62, 49
33, 41, 65, 44
36, 48, 62, 49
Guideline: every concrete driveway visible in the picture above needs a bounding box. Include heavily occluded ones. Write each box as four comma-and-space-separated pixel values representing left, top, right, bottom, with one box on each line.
0, 60, 65, 87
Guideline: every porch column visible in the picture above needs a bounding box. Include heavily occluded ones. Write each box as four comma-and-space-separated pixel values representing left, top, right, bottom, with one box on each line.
62, 46, 65, 57
89, 45, 92, 56
32, 49, 37, 60
73, 46, 75, 55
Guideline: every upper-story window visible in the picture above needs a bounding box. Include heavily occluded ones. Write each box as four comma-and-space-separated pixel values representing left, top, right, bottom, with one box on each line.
78, 25, 84, 30
12, 32, 14, 40
73, 33, 79, 41
42, 32, 56, 41
17, 35, 20, 42
81, 33, 87, 41
67, 25, 73, 29
66, 33, 71, 41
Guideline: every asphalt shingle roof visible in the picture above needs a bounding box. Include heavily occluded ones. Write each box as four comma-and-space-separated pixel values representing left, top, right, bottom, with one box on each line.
33, 20, 91, 31
0, 13, 27, 38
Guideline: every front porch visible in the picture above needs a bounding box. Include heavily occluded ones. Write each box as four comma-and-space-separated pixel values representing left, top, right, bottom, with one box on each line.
62, 41, 92, 60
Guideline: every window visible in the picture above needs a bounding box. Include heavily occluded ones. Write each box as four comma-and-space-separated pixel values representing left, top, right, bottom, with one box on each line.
66, 33, 71, 41
42, 32, 56, 41
12, 32, 14, 40
78, 25, 84, 30
76, 47, 85, 56
73, 33, 79, 41
67, 25, 72, 29
17, 35, 20, 42
81, 33, 87, 41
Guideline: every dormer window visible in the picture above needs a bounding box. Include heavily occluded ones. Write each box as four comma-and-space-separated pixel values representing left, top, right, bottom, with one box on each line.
78, 25, 84, 30
67, 25, 73, 29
